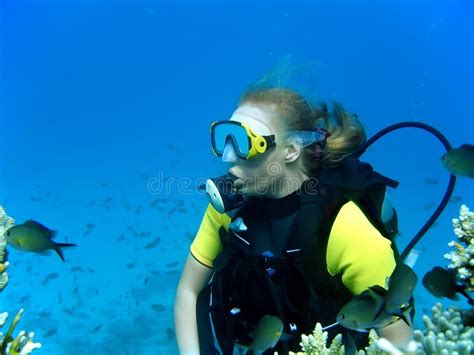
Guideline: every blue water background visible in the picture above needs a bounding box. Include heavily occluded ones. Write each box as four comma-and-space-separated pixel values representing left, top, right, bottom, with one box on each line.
1, 0, 473, 353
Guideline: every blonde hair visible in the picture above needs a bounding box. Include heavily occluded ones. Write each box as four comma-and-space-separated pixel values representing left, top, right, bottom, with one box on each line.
239, 88, 366, 176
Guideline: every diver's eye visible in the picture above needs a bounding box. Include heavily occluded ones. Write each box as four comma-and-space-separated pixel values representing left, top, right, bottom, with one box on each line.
341, 314, 345, 319
6, 231, 9, 236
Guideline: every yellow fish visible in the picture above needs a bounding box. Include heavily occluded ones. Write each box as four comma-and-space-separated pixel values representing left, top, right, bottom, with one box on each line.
4, 220, 76, 262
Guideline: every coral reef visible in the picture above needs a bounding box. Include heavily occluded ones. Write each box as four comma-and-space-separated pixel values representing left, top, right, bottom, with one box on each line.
0, 206, 14, 291
290, 323, 389, 355
444, 204, 474, 291
0, 206, 41, 354
413, 302, 473, 355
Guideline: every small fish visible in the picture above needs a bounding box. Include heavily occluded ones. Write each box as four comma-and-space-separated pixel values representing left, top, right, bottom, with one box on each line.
138, 231, 151, 238
384, 264, 417, 315
152, 304, 165, 312
449, 196, 462, 204
248, 315, 285, 352
424, 202, 436, 211
71, 266, 84, 272
441, 144, 474, 178
63, 308, 74, 316
144, 238, 160, 249
4, 220, 76, 262
44, 328, 57, 337
338, 286, 404, 332
380, 196, 398, 237
38, 311, 51, 317
424, 178, 439, 185
422, 266, 474, 305
86, 223, 96, 230
166, 261, 179, 268
42, 272, 60, 285
149, 199, 160, 208
126, 263, 135, 269
91, 324, 103, 333
166, 327, 175, 340
337, 264, 416, 331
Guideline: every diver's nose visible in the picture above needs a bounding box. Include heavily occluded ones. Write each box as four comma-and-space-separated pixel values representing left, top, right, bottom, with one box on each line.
222, 140, 239, 163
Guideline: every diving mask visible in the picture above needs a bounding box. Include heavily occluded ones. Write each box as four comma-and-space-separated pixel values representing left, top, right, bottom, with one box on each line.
210, 120, 276, 160
286, 128, 330, 148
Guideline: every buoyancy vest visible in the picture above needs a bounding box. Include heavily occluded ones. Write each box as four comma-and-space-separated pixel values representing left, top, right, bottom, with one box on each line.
203, 157, 400, 354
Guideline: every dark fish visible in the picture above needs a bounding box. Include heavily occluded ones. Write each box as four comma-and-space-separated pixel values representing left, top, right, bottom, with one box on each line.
63, 308, 74, 316
166, 328, 175, 340
104, 197, 112, 203
149, 199, 160, 208
441, 144, 474, 178
4, 220, 76, 261
337, 264, 416, 331
38, 311, 51, 317
19, 296, 30, 303
422, 266, 474, 304
144, 238, 160, 249
42, 272, 60, 285
449, 196, 462, 204
91, 324, 103, 333
44, 328, 57, 337
152, 304, 165, 312
424, 178, 439, 185
71, 266, 84, 272
384, 264, 417, 315
166, 261, 179, 268
424, 202, 436, 211
337, 288, 394, 331
86, 223, 95, 229
126, 263, 135, 269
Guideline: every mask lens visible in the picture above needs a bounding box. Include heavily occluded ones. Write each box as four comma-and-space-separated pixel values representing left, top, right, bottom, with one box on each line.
212, 122, 250, 158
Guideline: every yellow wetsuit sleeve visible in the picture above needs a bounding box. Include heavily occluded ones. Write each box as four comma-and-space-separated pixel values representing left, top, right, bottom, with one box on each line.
327, 201, 396, 295
190, 204, 232, 268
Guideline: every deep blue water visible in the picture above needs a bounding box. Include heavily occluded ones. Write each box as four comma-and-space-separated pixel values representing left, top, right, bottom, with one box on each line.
0, 0, 473, 354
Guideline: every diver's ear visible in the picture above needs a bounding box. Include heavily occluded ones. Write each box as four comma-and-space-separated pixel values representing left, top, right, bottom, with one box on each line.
285, 143, 301, 163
